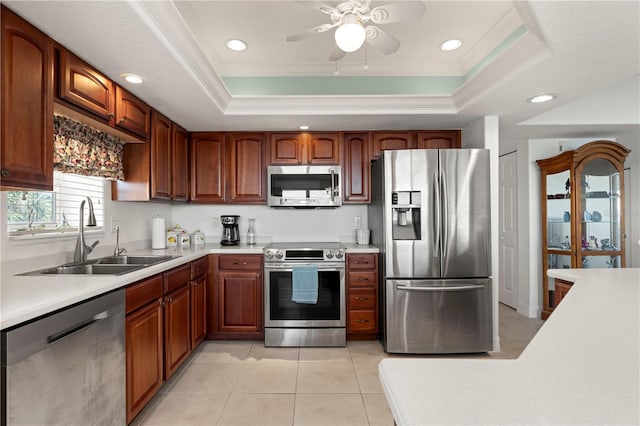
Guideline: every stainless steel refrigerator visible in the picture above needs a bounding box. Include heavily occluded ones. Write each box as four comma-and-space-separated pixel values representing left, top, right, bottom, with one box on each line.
368, 149, 492, 354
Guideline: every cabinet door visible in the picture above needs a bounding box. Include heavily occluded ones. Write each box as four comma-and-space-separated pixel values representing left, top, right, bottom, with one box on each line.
164, 285, 190, 380
216, 270, 263, 336
307, 132, 340, 164
269, 133, 303, 164
115, 86, 151, 139
172, 123, 189, 201
371, 132, 415, 159
190, 275, 207, 350
150, 110, 172, 200
126, 299, 163, 424
1, 7, 54, 190
416, 130, 461, 149
228, 133, 266, 203
190, 132, 226, 203
58, 49, 114, 122
343, 133, 370, 203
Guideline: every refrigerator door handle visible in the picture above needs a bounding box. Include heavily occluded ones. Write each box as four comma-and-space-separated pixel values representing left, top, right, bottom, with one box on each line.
440, 169, 448, 257
433, 171, 441, 257
396, 284, 485, 292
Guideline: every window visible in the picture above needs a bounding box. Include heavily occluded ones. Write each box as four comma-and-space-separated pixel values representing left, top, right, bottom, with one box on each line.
7, 172, 104, 235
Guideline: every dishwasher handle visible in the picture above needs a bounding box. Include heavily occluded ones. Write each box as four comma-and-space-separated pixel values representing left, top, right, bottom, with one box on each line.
46, 310, 109, 345
396, 284, 485, 292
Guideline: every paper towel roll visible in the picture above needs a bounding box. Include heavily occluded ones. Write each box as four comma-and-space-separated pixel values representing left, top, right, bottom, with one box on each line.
152, 216, 166, 249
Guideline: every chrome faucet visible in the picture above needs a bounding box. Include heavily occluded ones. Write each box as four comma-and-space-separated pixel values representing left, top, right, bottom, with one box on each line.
74, 197, 99, 264
113, 226, 127, 257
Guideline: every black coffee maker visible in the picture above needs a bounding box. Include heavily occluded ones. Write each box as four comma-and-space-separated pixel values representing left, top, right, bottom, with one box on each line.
221, 215, 240, 245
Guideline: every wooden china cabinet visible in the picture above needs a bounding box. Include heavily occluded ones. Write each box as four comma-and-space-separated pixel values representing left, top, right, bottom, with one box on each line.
537, 140, 630, 319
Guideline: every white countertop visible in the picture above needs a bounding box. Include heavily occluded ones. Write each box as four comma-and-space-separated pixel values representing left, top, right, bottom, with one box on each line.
379, 268, 640, 425
0, 242, 378, 330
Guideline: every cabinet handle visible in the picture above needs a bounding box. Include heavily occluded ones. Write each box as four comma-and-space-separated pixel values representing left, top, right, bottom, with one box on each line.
354, 296, 369, 300
167, 297, 173, 303
108, 112, 115, 119
355, 319, 370, 323
355, 278, 369, 281
118, 118, 126, 125
192, 282, 198, 287
159, 299, 165, 307
1, 168, 10, 177
232, 261, 248, 265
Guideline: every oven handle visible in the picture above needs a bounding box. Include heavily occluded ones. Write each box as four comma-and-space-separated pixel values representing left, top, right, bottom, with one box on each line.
264, 263, 345, 270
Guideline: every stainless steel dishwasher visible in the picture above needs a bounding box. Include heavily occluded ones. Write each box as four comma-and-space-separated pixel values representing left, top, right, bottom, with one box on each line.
1, 289, 125, 425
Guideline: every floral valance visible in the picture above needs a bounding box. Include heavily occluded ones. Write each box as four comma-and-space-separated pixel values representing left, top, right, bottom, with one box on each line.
53, 115, 125, 180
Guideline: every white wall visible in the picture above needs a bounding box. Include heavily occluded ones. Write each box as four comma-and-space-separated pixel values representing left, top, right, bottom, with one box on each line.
463, 116, 501, 352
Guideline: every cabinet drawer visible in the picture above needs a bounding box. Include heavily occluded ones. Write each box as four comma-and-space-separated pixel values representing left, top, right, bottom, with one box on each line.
126, 275, 163, 314
190, 257, 208, 279
218, 255, 262, 271
165, 264, 190, 294
348, 310, 377, 332
348, 271, 377, 288
349, 288, 376, 309
347, 254, 377, 270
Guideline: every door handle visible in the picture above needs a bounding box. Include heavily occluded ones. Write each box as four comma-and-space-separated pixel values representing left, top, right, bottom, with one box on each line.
396, 284, 484, 292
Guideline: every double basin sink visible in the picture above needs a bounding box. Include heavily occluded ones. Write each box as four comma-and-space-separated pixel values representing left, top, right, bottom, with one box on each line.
22, 255, 179, 276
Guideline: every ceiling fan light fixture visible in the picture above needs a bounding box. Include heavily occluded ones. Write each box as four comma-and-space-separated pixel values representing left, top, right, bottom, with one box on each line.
335, 14, 366, 53
225, 39, 247, 52
440, 39, 462, 51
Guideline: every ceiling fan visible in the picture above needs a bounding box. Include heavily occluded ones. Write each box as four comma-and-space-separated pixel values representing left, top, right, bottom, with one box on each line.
286, 0, 426, 60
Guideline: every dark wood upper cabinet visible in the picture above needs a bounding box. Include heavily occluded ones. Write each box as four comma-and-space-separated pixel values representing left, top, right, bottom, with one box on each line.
57, 48, 114, 122
228, 132, 266, 203
171, 124, 189, 201
371, 132, 416, 159
343, 132, 370, 203
1, 6, 54, 190
150, 111, 172, 200
269, 132, 340, 165
307, 132, 340, 164
115, 86, 151, 139
190, 132, 226, 203
269, 132, 303, 164
417, 130, 461, 149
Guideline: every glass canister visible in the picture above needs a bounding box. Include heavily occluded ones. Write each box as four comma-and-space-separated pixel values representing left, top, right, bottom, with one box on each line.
247, 218, 256, 245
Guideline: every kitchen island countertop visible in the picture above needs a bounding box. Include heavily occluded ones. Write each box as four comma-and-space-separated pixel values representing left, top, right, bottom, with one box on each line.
378, 268, 640, 425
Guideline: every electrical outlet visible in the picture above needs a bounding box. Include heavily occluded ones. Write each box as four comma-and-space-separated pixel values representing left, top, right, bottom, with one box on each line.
111, 218, 120, 233
212, 217, 219, 226
354, 216, 361, 228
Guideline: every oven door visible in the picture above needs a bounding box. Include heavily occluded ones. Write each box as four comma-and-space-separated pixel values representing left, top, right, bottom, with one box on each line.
264, 262, 345, 328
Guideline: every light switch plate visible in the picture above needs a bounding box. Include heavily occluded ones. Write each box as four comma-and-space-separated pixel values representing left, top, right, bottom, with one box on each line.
110, 218, 120, 233
354, 216, 361, 228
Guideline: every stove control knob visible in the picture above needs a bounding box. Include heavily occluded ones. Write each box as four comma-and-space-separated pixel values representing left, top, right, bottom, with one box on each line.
326, 250, 334, 259
274, 250, 284, 259
335, 250, 344, 259
264, 250, 274, 259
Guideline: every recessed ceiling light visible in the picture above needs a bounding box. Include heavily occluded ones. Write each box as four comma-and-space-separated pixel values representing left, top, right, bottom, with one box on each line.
299, 125, 310, 130
226, 39, 247, 52
528, 94, 557, 103
121, 73, 144, 84
440, 39, 462, 51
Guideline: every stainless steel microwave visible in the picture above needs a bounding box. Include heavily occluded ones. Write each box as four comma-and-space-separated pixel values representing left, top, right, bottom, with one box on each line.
267, 165, 342, 208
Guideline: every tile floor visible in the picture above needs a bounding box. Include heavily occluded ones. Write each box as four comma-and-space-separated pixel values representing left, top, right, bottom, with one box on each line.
133, 304, 544, 426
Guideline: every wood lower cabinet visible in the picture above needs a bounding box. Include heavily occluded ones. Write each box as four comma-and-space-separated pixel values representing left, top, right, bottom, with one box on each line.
163, 283, 190, 379
208, 254, 264, 340
1, 6, 54, 190
346, 253, 379, 340
343, 132, 370, 203
125, 275, 164, 424
190, 257, 208, 349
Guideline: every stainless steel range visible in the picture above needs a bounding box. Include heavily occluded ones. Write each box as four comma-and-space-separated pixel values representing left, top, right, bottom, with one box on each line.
263, 242, 346, 347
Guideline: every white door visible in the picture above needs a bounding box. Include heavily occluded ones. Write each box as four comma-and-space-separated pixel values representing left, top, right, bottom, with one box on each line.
499, 152, 518, 308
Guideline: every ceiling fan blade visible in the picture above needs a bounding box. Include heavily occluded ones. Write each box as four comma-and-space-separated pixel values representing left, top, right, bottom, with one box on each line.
286, 23, 337, 42
329, 47, 346, 62
295, 0, 338, 15
369, 1, 426, 24
365, 26, 400, 55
